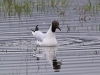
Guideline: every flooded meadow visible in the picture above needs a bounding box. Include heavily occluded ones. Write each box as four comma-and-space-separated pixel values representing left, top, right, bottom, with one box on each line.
0, 0, 100, 75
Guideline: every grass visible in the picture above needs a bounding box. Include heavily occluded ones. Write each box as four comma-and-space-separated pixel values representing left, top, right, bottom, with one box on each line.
67, 25, 70, 32
0, 0, 70, 18
0, 0, 34, 18
74, 0, 100, 21
99, 24, 100, 31
0, 0, 100, 21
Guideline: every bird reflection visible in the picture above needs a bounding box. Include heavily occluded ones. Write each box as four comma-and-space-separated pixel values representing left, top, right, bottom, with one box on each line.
33, 46, 62, 72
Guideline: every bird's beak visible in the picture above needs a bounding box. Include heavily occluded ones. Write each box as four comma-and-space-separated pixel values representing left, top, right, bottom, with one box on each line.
57, 27, 61, 31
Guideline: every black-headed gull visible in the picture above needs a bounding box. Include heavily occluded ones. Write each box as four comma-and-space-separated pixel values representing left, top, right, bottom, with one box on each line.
31, 20, 61, 46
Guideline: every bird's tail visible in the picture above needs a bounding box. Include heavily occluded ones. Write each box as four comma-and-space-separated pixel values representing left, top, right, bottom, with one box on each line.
31, 25, 39, 35
35, 25, 39, 31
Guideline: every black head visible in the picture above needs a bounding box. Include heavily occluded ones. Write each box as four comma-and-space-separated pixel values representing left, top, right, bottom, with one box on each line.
51, 20, 61, 32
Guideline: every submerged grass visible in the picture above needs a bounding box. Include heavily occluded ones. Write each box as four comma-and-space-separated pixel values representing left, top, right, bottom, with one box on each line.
0, 0, 100, 22
0, 0, 34, 18
0, 0, 69, 18
75, 0, 100, 21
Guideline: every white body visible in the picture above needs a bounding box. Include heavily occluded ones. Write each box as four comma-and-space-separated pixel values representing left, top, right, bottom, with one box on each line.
32, 26, 57, 46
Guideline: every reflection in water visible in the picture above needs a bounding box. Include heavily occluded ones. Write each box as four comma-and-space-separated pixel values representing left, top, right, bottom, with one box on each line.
33, 46, 62, 72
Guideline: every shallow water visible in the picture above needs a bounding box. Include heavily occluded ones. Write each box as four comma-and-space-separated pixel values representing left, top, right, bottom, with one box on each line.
0, 0, 100, 75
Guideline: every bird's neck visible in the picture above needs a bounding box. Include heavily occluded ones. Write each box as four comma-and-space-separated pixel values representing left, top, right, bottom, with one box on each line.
46, 26, 55, 37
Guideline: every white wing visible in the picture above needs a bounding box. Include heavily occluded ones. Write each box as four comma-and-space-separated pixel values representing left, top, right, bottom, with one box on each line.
32, 31, 45, 42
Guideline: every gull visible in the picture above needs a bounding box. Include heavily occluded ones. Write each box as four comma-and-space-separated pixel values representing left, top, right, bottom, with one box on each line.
31, 20, 61, 46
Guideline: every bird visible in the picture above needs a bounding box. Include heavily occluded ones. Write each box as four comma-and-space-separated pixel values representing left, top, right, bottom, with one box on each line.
31, 20, 61, 46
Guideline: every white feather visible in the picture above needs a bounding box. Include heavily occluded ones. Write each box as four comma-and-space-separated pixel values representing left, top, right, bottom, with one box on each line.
31, 26, 57, 46
31, 25, 58, 46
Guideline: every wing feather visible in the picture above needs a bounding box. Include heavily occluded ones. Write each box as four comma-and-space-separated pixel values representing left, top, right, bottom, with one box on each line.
32, 31, 45, 42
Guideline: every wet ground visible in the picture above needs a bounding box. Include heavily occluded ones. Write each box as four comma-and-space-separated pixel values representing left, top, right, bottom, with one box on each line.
0, 0, 100, 75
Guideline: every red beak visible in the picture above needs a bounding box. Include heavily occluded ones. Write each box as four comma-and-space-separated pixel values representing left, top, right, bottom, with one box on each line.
57, 27, 61, 31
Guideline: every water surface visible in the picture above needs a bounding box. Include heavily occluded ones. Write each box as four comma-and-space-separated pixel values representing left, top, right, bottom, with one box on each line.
0, 0, 100, 75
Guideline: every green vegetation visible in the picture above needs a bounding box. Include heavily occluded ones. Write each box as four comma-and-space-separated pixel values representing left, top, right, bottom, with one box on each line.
75, 0, 100, 21
0, 0, 100, 20
0, 0, 69, 18
0, 0, 34, 18
67, 25, 70, 32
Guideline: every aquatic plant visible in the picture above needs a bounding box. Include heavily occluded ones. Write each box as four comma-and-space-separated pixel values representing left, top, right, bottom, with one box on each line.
0, 0, 70, 18
75, 0, 100, 21
67, 25, 70, 32
0, 0, 34, 18
99, 24, 100, 31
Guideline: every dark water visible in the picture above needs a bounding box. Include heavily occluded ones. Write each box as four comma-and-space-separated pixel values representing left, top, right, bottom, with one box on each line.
0, 0, 100, 75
